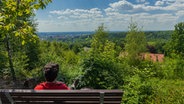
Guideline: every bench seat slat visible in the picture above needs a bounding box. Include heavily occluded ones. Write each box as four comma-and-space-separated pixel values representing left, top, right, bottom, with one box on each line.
1, 89, 122, 92
13, 97, 100, 101
11, 93, 122, 96
16, 101, 99, 104
12, 96, 122, 101
11, 93, 100, 96
15, 101, 122, 104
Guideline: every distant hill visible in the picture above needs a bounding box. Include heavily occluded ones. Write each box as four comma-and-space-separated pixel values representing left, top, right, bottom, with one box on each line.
37, 30, 173, 42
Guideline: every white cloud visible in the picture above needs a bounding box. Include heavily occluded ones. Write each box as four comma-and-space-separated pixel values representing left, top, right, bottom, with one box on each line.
176, 10, 184, 16
38, 0, 184, 32
109, 0, 133, 10
39, 8, 105, 32
104, 0, 184, 30
105, 0, 184, 14
144, 2, 150, 5
155, 0, 176, 6
106, 0, 163, 13
50, 8, 103, 20
163, 0, 184, 11
155, 1, 165, 6
165, 0, 175, 4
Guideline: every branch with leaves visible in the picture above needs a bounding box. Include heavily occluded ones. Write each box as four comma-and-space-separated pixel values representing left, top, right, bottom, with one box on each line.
0, 0, 52, 85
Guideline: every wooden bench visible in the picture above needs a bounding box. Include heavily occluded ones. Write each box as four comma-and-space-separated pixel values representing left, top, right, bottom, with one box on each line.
0, 89, 123, 104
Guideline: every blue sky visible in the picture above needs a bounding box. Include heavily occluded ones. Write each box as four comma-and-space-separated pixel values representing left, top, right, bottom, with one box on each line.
36, 0, 184, 32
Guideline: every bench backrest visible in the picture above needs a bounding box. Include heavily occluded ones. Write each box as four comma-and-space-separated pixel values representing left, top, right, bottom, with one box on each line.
0, 89, 123, 104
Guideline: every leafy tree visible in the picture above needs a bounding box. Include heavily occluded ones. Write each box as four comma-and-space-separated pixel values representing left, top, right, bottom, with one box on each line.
91, 24, 108, 54
0, 0, 52, 84
25, 41, 40, 70
125, 20, 147, 66
76, 25, 124, 89
165, 22, 184, 57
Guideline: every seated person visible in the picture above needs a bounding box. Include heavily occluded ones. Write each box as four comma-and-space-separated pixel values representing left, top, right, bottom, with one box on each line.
34, 63, 70, 90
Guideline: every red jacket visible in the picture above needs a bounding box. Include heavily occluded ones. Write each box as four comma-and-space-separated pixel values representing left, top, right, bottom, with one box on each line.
34, 81, 70, 90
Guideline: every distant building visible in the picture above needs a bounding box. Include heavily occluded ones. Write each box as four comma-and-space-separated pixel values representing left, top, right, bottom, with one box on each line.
140, 53, 164, 62
119, 52, 164, 62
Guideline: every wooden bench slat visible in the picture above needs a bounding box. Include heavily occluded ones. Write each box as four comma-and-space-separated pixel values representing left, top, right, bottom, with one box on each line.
13, 97, 100, 101
15, 101, 122, 104
1, 89, 122, 92
12, 96, 122, 101
10, 92, 122, 96
11, 93, 100, 96
15, 101, 100, 104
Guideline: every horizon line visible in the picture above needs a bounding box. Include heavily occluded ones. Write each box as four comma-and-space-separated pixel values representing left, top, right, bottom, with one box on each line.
37, 30, 173, 33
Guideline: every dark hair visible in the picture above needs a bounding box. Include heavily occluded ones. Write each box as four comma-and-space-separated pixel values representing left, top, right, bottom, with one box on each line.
43, 63, 59, 82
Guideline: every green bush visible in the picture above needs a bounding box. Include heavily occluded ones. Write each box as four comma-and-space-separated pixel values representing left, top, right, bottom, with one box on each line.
161, 55, 184, 79
149, 79, 184, 104
122, 71, 184, 104
77, 57, 125, 89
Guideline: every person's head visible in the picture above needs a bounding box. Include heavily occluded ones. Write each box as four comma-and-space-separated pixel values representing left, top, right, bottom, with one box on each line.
43, 63, 59, 82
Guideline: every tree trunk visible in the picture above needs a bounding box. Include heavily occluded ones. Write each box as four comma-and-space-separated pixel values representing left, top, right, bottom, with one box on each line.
5, 34, 17, 86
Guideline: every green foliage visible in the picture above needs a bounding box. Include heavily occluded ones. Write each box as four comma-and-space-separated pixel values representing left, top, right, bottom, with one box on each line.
59, 62, 83, 85
150, 79, 184, 104
76, 25, 124, 89
122, 66, 155, 104
122, 62, 184, 104
24, 41, 40, 70
0, 0, 42, 43
146, 31, 172, 42
165, 22, 184, 57
161, 54, 184, 79
78, 57, 124, 89
125, 20, 147, 66
0, 51, 7, 71
122, 75, 143, 104
13, 52, 29, 80
39, 41, 70, 65
0, 0, 52, 82
91, 24, 108, 53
